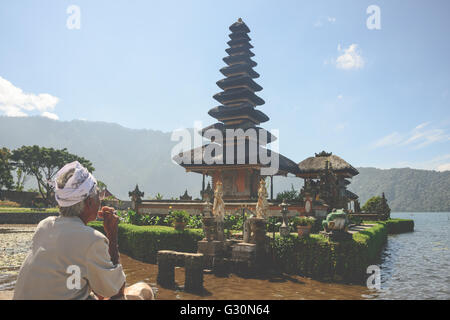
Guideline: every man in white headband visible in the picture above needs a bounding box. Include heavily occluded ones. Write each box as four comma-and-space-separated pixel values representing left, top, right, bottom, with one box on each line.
13, 161, 153, 300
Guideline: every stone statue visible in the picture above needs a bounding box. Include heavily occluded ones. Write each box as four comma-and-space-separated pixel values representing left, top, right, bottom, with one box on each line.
322, 208, 350, 233
255, 178, 268, 219
213, 180, 225, 222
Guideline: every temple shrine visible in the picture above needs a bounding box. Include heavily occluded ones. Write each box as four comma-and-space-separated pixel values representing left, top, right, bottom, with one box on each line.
297, 151, 360, 212
173, 18, 299, 202
131, 19, 360, 218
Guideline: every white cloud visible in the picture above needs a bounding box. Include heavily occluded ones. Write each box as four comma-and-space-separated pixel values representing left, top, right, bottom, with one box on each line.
335, 44, 365, 70
0, 105, 28, 117
41, 111, 59, 120
0, 76, 60, 118
372, 132, 403, 148
387, 154, 450, 171
437, 163, 450, 171
372, 122, 450, 150
314, 16, 336, 28
336, 122, 347, 130
337, 94, 343, 99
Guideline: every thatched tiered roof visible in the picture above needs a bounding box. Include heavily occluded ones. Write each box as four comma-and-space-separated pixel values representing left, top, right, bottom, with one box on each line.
174, 143, 300, 176
297, 151, 359, 178
175, 19, 299, 177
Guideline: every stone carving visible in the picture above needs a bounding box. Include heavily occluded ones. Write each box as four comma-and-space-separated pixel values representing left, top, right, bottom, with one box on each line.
315, 150, 332, 157
128, 184, 144, 210
278, 200, 290, 237
201, 182, 214, 202
180, 189, 192, 200
213, 180, 225, 222
322, 208, 350, 232
255, 179, 268, 219
213, 180, 225, 241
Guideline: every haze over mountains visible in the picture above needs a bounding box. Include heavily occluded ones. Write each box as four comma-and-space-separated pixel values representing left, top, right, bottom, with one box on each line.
1, 116, 449, 212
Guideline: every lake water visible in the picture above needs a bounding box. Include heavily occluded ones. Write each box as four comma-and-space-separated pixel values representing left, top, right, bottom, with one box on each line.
0, 212, 449, 299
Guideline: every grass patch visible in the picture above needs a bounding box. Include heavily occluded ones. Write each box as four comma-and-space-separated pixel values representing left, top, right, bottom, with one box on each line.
0, 207, 59, 213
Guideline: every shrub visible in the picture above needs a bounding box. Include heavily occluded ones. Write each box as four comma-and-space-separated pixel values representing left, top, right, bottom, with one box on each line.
276, 184, 302, 202
361, 195, 391, 217
168, 210, 190, 223
88, 222, 204, 263
0, 200, 21, 207
187, 214, 203, 229
292, 216, 316, 227
271, 222, 389, 283
368, 218, 414, 234
224, 213, 249, 231
267, 216, 282, 233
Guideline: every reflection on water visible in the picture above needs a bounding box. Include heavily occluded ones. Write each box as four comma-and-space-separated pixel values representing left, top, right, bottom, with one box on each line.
120, 254, 369, 300
1, 212, 449, 299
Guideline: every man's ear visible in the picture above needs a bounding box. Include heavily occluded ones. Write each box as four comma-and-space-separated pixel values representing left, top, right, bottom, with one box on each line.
84, 197, 92, 209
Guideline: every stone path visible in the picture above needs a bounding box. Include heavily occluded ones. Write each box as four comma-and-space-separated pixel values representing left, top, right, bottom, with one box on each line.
347, 224, 375, 234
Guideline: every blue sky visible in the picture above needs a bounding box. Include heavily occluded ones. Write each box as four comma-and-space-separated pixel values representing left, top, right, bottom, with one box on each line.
1, 0, 449, 171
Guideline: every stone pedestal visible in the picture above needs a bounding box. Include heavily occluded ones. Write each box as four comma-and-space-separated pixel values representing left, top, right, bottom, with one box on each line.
197, 240, 224, 268
197, 240, 224, 256
243, 219, 250, 243
279, 225, 290, 237
248, 217, 267, 244
156, 250, 177, 288
174, 251, 186, 267
216, 220, 225, 242
202, 216, 217, 241
184, 253, 204, 293
231, 243, 256, 274
231, 243, 256, 262
212, 257, 231, 276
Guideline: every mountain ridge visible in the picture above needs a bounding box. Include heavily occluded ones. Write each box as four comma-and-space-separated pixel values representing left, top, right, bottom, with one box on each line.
1, 116, 449, 211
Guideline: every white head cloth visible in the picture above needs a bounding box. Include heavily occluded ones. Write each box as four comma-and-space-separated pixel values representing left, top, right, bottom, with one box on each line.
53, 161, 98, 207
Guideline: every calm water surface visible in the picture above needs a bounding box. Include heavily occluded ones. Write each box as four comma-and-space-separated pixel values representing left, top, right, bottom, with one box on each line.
0, 212, 448, 299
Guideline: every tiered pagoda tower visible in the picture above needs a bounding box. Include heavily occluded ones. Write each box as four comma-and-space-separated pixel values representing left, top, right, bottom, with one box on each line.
208, 18, 268, 130
175, 19, 299, 200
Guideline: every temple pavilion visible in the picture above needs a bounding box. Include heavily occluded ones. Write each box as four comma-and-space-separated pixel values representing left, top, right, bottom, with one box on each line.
173, 18, 299, 201
297, 151, 359, 211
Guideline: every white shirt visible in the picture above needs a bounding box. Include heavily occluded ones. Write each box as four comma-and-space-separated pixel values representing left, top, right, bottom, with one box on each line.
13, 215, 126, 300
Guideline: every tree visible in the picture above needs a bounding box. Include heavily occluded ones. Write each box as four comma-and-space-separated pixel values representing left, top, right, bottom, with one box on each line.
361, 193, 391, 218
15, 167, 28, 191
11, 145, 95, 206
0, 147, 14, 191
97, 180, 107, 192
276, 184, 301, 202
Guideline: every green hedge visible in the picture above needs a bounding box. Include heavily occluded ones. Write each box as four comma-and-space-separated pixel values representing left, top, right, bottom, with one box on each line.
270, 218, 414, 283
88, 218, 413, 283
374, 218, 414, 234
271, 221, 390, 283
88, 221, 204, 263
